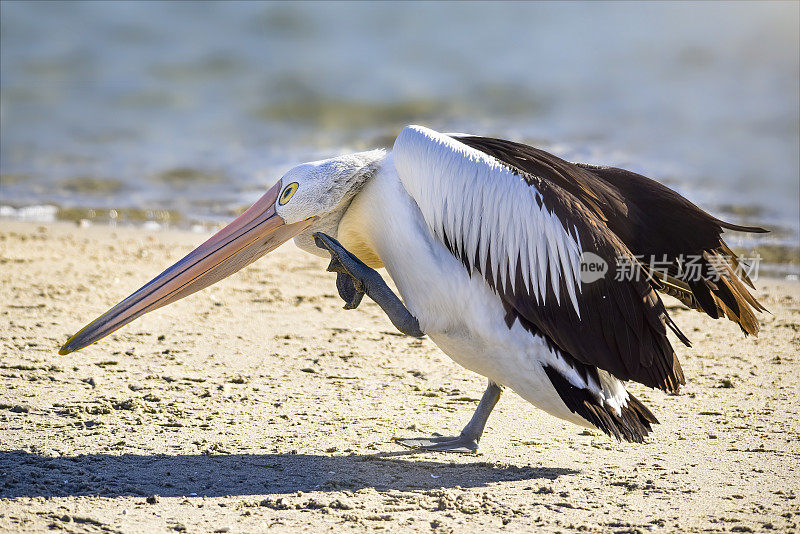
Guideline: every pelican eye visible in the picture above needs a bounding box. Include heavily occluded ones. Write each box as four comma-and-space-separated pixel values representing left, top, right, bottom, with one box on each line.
279, 182, 298, 205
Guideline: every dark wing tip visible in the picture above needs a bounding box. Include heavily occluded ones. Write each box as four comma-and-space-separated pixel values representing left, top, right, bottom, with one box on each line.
717, 220, 769, 234
544, 365, 658, 443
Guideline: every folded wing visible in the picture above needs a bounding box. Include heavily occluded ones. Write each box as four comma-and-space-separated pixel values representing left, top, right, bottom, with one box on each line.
393, 126, 689, 392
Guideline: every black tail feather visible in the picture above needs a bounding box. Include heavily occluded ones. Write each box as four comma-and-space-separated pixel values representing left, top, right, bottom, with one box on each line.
544, 364, 658, 444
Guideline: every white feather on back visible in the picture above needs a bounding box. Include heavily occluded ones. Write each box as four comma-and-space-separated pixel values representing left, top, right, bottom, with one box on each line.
393, 125, 583, 317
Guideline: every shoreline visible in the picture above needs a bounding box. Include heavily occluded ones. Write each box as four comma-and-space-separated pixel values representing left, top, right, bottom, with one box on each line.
2, 191, 799, 277
1, 220, 798, 533
4, 209, 797, 280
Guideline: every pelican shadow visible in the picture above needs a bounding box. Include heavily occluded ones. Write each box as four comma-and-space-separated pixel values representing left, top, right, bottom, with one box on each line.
0, 450, 577, 499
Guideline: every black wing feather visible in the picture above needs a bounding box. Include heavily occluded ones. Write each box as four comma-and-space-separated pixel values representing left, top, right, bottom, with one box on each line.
457, 136, 766, 339
576, 163, 767, 335
447, 136, 686, 392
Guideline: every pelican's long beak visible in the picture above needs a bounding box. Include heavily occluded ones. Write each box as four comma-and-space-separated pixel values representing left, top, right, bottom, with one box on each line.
59, 180, 314, 355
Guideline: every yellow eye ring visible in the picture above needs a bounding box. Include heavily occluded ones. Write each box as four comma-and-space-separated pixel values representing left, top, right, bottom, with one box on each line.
279, 182, 298, 205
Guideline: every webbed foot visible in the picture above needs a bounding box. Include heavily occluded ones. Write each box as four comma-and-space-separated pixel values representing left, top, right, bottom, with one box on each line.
313, 232, 424, 337
395, 381, 502, 454
313, 232, 366, 309
395, 433, 479, 454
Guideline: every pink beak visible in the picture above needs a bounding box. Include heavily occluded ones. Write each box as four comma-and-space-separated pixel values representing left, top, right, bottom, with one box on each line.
59, 180, 315, 355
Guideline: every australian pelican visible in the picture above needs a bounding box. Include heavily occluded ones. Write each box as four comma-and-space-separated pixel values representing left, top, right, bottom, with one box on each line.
59, 126, 766, 452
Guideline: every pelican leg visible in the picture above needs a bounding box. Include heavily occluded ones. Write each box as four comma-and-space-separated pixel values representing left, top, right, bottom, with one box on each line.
313, 232, 424, 338
396, 381, 502, 453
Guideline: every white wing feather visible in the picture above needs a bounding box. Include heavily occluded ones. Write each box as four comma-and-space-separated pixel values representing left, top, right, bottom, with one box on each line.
393, 125, 583, 317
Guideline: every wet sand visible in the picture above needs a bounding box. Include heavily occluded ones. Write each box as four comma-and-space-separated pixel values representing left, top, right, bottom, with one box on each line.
1, 220, 798, 533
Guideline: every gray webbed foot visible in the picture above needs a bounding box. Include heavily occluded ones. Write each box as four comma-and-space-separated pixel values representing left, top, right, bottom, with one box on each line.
313, 232, 366, 309
335, 272, 364, 310
313, 232, 424, 338
395, 381, 502, 454
395, 433, 479, 454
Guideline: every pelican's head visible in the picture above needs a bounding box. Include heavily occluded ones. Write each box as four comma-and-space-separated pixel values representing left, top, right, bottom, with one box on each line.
274, 150, 384, 225
58, 149, 385, 355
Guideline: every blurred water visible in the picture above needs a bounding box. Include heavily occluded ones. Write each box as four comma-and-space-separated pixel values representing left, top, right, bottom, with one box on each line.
1, 1, 798, 267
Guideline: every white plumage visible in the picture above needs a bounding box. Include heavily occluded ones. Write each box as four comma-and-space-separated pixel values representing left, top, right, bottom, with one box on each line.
394, 126, 584, 315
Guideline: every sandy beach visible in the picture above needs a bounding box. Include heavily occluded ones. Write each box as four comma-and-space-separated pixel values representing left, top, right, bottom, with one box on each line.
0, 220, 798, 533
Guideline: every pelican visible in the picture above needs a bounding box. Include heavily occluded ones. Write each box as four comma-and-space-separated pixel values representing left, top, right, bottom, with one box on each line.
59, 126, 766, 452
